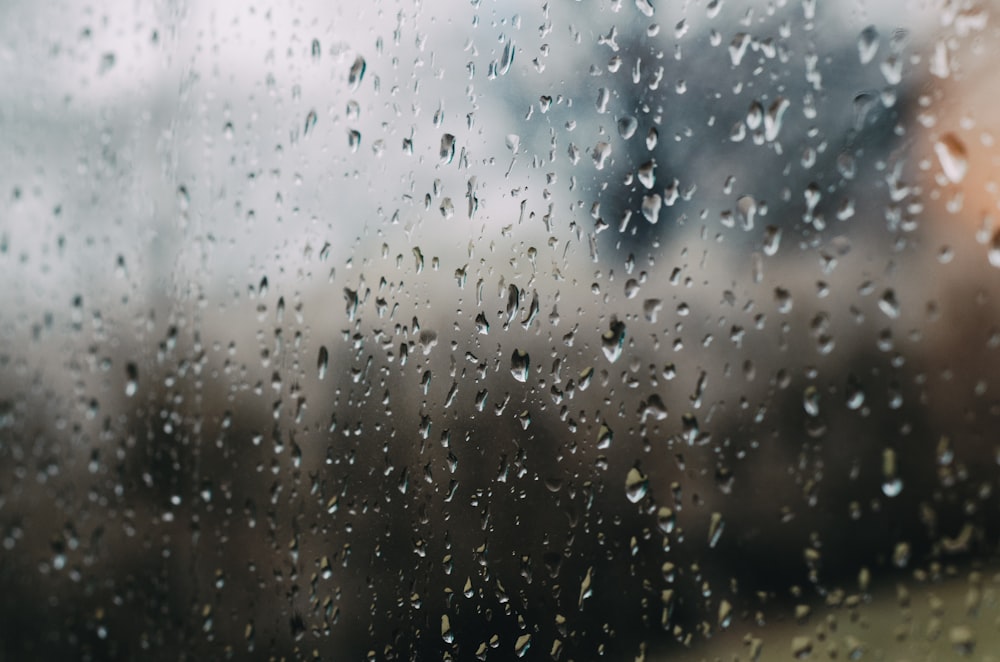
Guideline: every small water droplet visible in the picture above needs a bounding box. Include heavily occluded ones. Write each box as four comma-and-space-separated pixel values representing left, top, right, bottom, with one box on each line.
510, 349, 530, 383
618, 116, 638, 139
597, 423, 613, 449
125, 362, 138, 397
858, 25, 880, 64
934, 133, 968, 183
803, 385, 820, 417
729, 33, 750, 66
592, 141, 612, 170
765, 97, 790, 141
514, 634, 532, 657
601, 319, 626, 362
348, 55, 366, 89
317, 346, 329, 380
879, 289, 900, 319
441, 615, 454, 644
762, 225, 781, 256
348, 129, 361, 152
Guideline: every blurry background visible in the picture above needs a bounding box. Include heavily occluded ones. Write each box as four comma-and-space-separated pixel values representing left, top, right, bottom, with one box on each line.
1, 0, 999, 659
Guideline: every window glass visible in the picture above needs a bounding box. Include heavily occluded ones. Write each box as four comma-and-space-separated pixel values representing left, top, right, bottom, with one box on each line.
2, 0, 999, 659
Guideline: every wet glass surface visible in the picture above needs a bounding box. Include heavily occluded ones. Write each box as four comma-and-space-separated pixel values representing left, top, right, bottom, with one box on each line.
2, 1, 1000, 659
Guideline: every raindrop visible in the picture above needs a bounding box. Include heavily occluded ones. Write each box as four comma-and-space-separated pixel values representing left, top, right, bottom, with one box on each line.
348, 55, 366, 89
764, 97, 790, 141
625, 467, 648, 503
934, 133, 968, 183
657, 507, 675, 534
317, 346, 329, 380
441, 615, 454, 644
641, 193, 662, 224
596, 423, 613, 449
858, 25, 879, 64
803, 385, 820, 416
762, 225, 781, 256
618, 116, 638, 139
348, 129, 361, 152
498, 39, 515, 76
878, 289, 900, 319
439, 133, 456, 164
510, 349, 530, 383
736, 195, 756, 230
595, 87, 610, 113
637, 160, 656, 189
592, 141, 612, 170
729, 33, 750, 66
601, 319, 627, 362
882, 447, 903, 497
125, 362, 138, 397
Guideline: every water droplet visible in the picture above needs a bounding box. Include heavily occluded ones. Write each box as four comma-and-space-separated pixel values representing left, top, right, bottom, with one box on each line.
791, 636, 813, 660
845, 375, 865, 410
641, 193, 662, 224
882, 448, 902, 497
440, 133, 456, 164
637, 160, 656, 189
595, 87, 610, 114
601, 319, 626, 362
879, 289, 900, 319
934, 133, 968, 183
736, 195, 756, 230
641, 394, 669, 422
708, 512, 724, 547
348, 55, 366, 90
858, 25, 879, 65
625, 467, 648, 503
579, 566, 594, 607
514, 634, 532, 657
510, 349, 530, 383
764, 97, 790, 141
592, 141, 612, 170
618, 116, 638, 139
498, 39, 515, 76
348, 129, 361, 152
125, 362, 138, 397
763, 225, 781, 256
441, 615, 454, 644
317, 346, 329, 380
597, 423, 613, 449
803, 385, 820, 417
949, 625, 975, 655
729, 33, 750, 66
718, 599, 733, 629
